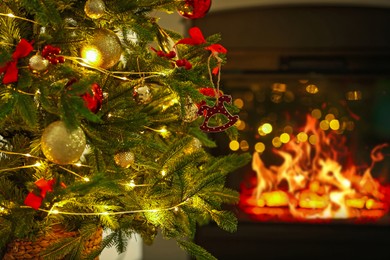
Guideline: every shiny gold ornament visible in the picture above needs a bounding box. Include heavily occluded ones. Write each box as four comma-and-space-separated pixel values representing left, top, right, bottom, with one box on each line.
84, 0, 106, 19
183, 97, 198, 122
184, 138, 202, 154
81, 28, 122, 69
114, 151, 135, 168
41, 121, 86, 165
29, 54, 49, 73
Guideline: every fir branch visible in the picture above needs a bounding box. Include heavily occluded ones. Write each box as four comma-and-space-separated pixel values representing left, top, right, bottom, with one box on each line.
177, 239, 217, 260
15, 93, 38, 128
208, 210, 238, 233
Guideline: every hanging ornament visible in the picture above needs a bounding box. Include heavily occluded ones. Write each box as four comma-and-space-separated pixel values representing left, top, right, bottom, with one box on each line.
183, 97, 199, 122
197, 94, 239, 133
81, 28, 122, 69
41, 45, 65, 65
29, 54, 49, 73
114, 151, 135, 168
84, 0, 106, 19
133, 84, 152, 104
81, 83, 103, 113
177, 0, 212, 19
41, 121, 86, 165
184, 138, 202, 154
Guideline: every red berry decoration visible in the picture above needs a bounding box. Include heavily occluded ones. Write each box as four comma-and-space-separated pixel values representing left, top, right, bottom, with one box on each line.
42, 45, 65, 65
81, 83, 103, 113
177, 0, 212, 19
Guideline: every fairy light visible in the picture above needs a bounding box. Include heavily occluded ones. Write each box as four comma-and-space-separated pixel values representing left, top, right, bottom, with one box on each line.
0, 13, 38, 24
128, 180, 136, 188
51, 209, 59, 214
81, 45, 102, 67
161, 170, 167, 177
34, 162, 42, 167
83, 177, 90, 182
25, 153, 32, 157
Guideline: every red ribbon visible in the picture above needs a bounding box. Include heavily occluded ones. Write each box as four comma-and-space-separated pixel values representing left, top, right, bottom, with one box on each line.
0, 39, 33, 84
24, 178, 56, 210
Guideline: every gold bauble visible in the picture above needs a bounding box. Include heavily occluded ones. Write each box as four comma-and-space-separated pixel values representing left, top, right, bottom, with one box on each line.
114, 151, 135, 168
84, 0, 106, 19
81, 28, 122, 69
183, 97, 199, 122
29, 54, 49, 73
184, 138, 202, 154
41, 121, 86, 165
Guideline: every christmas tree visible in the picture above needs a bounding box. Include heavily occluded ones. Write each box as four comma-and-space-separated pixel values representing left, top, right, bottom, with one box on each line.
0, 0, 250, 259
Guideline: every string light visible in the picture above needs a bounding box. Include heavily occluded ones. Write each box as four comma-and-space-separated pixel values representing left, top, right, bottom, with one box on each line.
21, 200, 188, 216
161, 170, 167, 176
0, 13, 39, 24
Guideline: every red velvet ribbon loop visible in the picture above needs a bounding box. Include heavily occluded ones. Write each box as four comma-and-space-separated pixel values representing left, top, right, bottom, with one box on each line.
0, 39, 33, 84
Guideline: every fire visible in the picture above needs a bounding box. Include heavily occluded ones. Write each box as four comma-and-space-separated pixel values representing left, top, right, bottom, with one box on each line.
240, 115, 390, 221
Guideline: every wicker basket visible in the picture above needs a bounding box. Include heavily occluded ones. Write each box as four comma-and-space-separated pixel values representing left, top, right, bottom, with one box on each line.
3, 225, 103, 260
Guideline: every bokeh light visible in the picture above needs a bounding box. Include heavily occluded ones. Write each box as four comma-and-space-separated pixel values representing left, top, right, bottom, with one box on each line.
329, 119, 340, 130
229, 140, 240, 151
297, 132, 308, 142
255, 142, 266, 153
280, 133, 290, 143
311, 108, 322, 119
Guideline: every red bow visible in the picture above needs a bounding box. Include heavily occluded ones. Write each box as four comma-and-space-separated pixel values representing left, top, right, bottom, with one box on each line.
0, 39, 33, 84
175, 27, 206, 46
24, 178, 56, 210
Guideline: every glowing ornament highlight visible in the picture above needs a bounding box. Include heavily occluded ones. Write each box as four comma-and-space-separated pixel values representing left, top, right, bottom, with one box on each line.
81, 28, 122, 69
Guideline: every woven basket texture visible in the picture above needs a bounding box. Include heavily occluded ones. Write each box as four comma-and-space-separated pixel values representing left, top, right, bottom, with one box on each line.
3, 225, 103, 260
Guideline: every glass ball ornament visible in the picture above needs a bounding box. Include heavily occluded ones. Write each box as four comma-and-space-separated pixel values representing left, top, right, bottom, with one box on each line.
84, 0, 106, 19
184, 138, 202, 154
183, 99, 199, 122
177, 0, 211, 19
114, 151, 135, 168
29, 54, 49, 73
81, 28, 122, 69
133, 85, 152, 104
41, 121, 86, 165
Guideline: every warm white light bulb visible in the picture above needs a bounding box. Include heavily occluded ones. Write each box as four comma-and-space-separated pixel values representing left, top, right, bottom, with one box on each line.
81, 45, 102, 67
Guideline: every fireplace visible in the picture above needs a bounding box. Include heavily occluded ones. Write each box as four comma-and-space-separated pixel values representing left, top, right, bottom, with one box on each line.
192, 4, 390, 259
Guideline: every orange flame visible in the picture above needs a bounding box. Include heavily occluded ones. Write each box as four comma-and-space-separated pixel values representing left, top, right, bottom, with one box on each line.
240, 115, 390, 221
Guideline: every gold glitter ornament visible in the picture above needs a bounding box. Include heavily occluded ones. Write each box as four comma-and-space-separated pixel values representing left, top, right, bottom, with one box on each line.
81, 28, 122, 69
114, 151, 135, 168
41, 121, 86, 165
184, 138, 202, 154
182, 97, 198, 122
29, 54, 49, 73
84, 0, 106, 19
